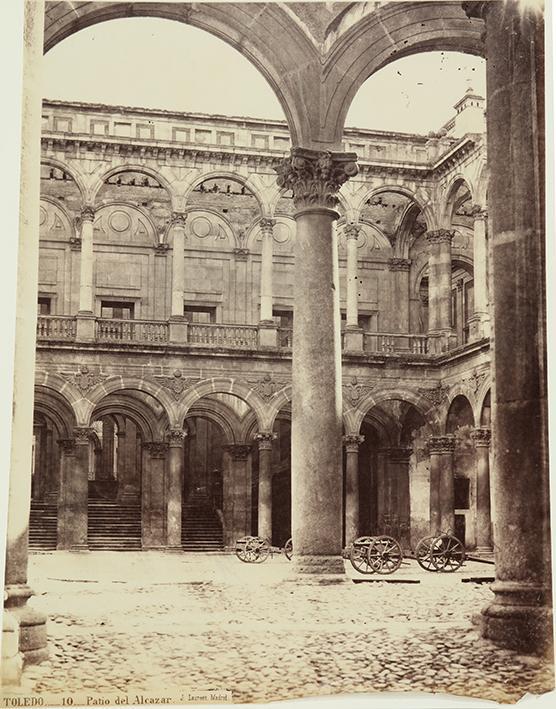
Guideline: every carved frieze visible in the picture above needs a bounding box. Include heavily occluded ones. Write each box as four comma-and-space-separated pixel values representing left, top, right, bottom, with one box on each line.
465, 370, 488, 395
62, 366, 107, 394
418, 385, 450, 407
248, 373, 288, 401
275, 148, 358, 210
169, 212, 187, 229
155, 370, 198, 400
343, 376, 375, 406
342, 434, 365, 452
427, 435, 456, 455
471, 428, 491, 447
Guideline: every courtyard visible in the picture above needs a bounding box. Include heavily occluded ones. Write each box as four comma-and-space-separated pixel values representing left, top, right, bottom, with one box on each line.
7, 552, 554, 705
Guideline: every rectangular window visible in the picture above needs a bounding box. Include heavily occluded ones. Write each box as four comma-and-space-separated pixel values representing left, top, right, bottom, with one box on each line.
91, 120, 109, 136
454, 477, 470, 510
37, 297, 51, 315
54, 117, 71, 132
195, 129, 212, 143
172, 127, 190, 142
251, 134, 269, 149
114, 122, 132, 137
137, 124, 154, 140
340, 312, 371, 330
273, 136, 290, 151
217, 131, 235, 146
41, 115, 49, 129
272, 309, 293, 328
184, 305, 216, 323
101, 301, 135, 320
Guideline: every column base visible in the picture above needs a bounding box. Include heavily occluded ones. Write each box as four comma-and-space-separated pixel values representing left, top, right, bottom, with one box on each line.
164, 546, 184, 553
4, 585, 48, 666
291, 555, 345, 576
2, 610, 23, 686
480, 581, 554, 657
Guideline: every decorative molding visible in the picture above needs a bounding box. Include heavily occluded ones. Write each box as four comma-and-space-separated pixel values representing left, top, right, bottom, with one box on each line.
428, 435, 456, 455
145, 441, 167, 458
169, 212, 187, 229
224, 444, 252, 461
464, 370, 488, 395
154, 242, 170, 255
343, 434, 365, 452
155, 370, 198, 400
255, 432, 277, 450
247, 373, 288, 401
426, 229, 455, 245
167, 428, 187, 446
471, 427, 491, 447
80, 205, 95, 222
418, 385, 449, 407
343, 376, 375, 406
344, 223, 361, 241
62, 366, 107, 394
388, 257, 412, 272
69, 236, 82, 251
259, 218, 276, 233
74, 427, 94, 445
275, 148, 358, 210
233, 247, 250, 261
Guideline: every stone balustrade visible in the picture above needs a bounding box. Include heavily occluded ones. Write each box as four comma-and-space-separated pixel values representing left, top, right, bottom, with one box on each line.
36, 315, 77, 340
96, 318, 169, 344
363, 332, 429, 354
188, 323, 259, 349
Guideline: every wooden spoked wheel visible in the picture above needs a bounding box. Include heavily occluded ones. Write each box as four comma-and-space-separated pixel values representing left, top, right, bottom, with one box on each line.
235, 536, 271, 563
415, 535, 442, 571
283, 538, 293, 560
367, 535, 403, 574
431, 534, 465, 572
349, 536, 375, 574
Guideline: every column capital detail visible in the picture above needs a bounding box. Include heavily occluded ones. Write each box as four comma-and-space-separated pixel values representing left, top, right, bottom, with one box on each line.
472, 427, 491, 447
388, 257, 412, 272
426, 229, 455, 245
344, 223, 361, 241
74, 427, 94, 445
255, 432, 277, 450
343, 434, 365, 452
470, 204, 488, 221
224, 444, 252, 461
428, 435, 456, 454
69, 236, 82, 251
80, 205, 95, 222
145, 441, 168, 459
233, 247, 250, 261
58, 438, 76, 455
259, 218, 276, 233
170, 212, 187, 228
275, 147, 358, 210
166, 428, 187, 447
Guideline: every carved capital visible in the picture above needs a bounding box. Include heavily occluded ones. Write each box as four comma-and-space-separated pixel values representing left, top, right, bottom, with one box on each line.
259, 218, 276, 235
167, 428, 187, 447
275, 147, 358, 210
59, 438, 76, 455
343, 434, 365, 452
74, 427, 94, 445
145, 441, 167, 459
470, 204, 488, 222
233, 247, 250, 261
426, 229, 455, 246
80, 206, 95, 223
170, 212, 187, 229
344, 223, 361, 241
428, 435, 456, 455
388, 257, 412, 272
255, 432, 277, 450
472, 427, 491, 448
224, 444, 252, 461
69, 236, 82, 251
155, 242, 170, 255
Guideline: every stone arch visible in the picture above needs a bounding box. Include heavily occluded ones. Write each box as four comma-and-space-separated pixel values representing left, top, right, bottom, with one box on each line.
322, 2, 484, 143
34, 370, 86, 422
356, 184, 436, 234
358, 406, 398, 446
184, 208, 238, 249
475, 380, 492, 427
81, 376, 179, 429
92, 394, 166, 442
177, 378, 267, 432
34, 385, 78, 438
475, 160, 488, 208
39, 195, 77, 241
185, 399, 240, 445
478, 388, 491, 428
43, 3, 312, 143
183, 171, 266, 216
40, 156, 87, 201
91, 164, 175, 205
351, 387, 440, 435
443, 175, 474, 226
93, 202, 159, 246
445, 393, 476, 433
266, 384, 352, 434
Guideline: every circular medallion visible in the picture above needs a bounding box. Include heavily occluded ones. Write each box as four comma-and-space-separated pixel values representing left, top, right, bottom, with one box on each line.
273, 222, 291, 244
192, 216, 211, 238
109, 210, 131, 233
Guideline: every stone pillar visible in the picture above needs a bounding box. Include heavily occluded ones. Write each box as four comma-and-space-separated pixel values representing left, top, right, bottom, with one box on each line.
343, 224, 363, 351
428, 436, 455, 535
463, 0, 550, 654
426, 229, 455, 353
255, 432, 276, 541
469, 206, 490, 340
168, 212, 188, 343
117, 421, 140, 504
99, 417, 114, 480
388, 258, 411, 334
343, 434, 364, 546
57, 429, 91, 551
76, 206, 96, 342
387, 447, 412, 549
472, 427, 492, 553
258, 218, 279, 347
142, 442, 167, 549
275, 147, 358, 574
222, 444, 252, 548
166, 429, 185, 550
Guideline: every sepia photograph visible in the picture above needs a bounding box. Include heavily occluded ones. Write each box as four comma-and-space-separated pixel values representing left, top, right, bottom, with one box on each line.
0, 0, 554, 707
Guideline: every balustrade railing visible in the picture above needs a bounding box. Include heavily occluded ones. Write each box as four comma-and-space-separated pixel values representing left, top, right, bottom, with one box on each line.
96, 318, 169, 344
188, 322, 259, 349
364, 332, 428, 354
36, 315, 76, 340
278, 328, 293, 348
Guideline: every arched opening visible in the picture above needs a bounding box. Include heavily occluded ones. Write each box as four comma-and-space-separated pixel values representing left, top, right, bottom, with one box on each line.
446, 394, 475, 547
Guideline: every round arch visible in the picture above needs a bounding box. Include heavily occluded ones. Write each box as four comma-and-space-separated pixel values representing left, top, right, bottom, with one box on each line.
356, 184, 436, 233
40, 156, 87, 201
92, 395, 166, 442
182, 171, 266, 217
443, 175, 474, 226
185, 399, 241, 445
351, 387, 440, 435
266, 384, 353, 434
445, 393, 476, 433
34, 385, 78, 438
91, 164, 175, 205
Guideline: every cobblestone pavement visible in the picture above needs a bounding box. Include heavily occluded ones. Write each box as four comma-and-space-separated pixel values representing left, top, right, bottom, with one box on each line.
11, 552, 555, 704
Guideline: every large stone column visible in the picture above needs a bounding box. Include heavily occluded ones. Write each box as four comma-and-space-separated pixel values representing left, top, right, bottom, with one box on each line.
75, 206, 96, 341
388, 447, 411, 549
388, 258, 411, 334
255, 432, 275, 542
258, 218, 279, 348
99, 417, 114, 480
464, 0, 550, 654
117, 420, 140, 504
275, 147, 357, 574
222, 444, 252, 548
169, 212, 188, 343
142, 442, 167, 549
426, 229, 455, 353
57, 428, 91, 551
343, 434, 364, 546
343, 224, 363, 351
469, 206, 490, 340
166, 429, 186, 550
428, 436, 455, 535
472, 427, 492, 553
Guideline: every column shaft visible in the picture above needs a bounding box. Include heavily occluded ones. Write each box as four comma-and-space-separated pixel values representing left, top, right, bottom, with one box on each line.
78, 209, 94, 313
141, 443, 167, 549
473, 211, 488, 316
472, 428, 492, 552
170, 215, 186, 317
259, 219, 275, 323
345, 225, 359, 328
429, 452, 441, 535
343, 435, 363, 547
57, 433, 90, 551
167, 431, 185, 549
256, 435, 273, 541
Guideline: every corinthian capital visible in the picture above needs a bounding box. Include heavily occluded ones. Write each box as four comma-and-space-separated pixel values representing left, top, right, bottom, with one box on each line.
344, 223, 361, 241
80, 205, 95, 222
426, 229, 455, 245
275, 147, 358, 210
170, 212, 187, 228
259, 218, 276, 233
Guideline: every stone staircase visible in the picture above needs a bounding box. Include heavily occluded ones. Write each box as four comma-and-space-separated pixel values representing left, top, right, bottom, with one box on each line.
29, 500, 58, 551
87, 499, 142, 551
182, 493, 224, 552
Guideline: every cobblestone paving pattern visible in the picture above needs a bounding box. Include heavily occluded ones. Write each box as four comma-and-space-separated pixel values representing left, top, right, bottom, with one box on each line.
15, 552, 555, 704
